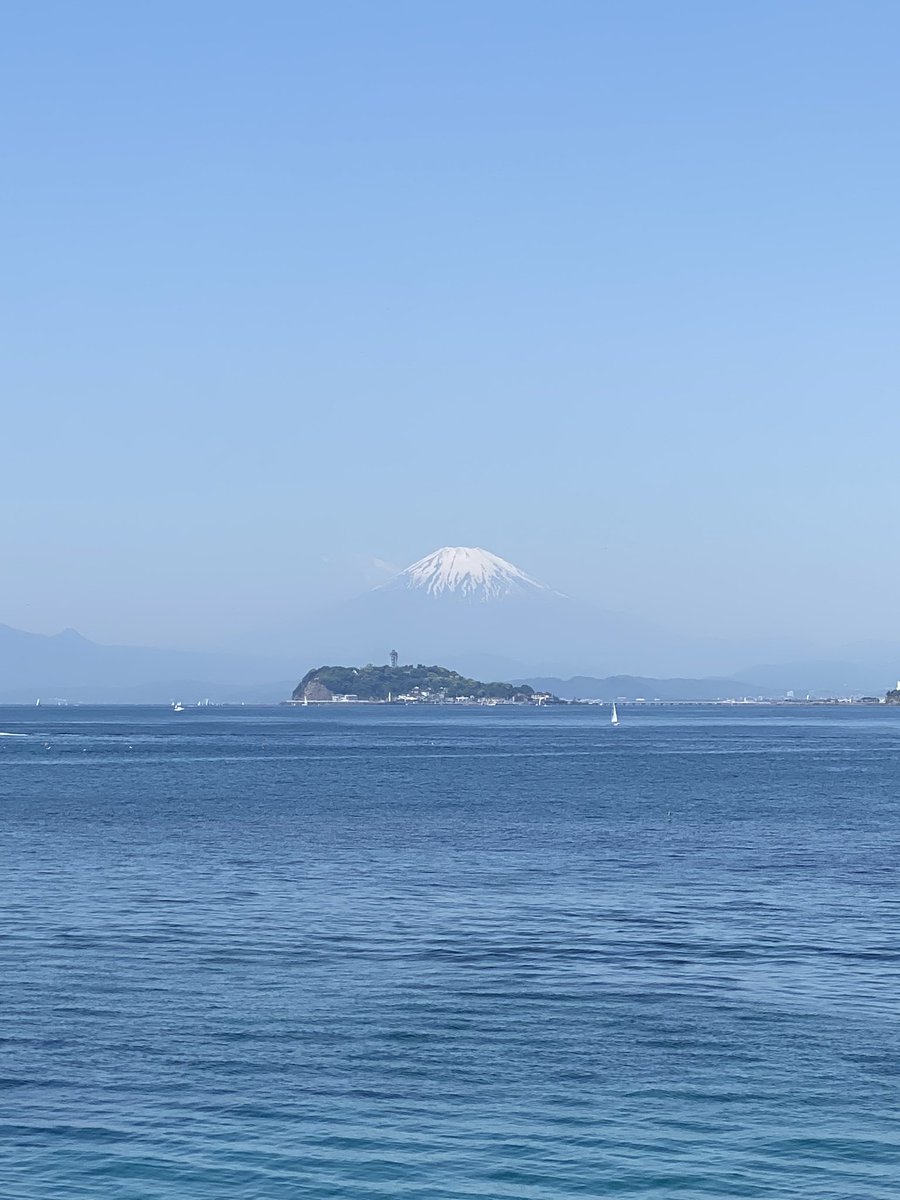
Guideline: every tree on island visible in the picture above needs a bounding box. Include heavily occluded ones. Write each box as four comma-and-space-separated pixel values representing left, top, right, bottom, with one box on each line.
292, 662, 538, 702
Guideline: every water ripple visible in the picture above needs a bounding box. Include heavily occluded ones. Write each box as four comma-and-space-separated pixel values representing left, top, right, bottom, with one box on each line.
2, 705, 900, 1197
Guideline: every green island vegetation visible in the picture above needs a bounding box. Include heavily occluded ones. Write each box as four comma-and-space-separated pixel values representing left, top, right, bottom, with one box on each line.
293, 663, 542, 702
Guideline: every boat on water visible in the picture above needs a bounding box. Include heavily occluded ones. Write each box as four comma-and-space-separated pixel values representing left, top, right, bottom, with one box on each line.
611, 703, 620, 727
173, 702, 185, 712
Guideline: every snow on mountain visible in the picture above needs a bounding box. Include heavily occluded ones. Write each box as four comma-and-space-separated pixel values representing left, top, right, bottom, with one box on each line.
384, 546, 555, 601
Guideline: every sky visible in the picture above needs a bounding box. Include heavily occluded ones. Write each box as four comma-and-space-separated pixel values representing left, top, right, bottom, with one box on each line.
3, 1, 899, 651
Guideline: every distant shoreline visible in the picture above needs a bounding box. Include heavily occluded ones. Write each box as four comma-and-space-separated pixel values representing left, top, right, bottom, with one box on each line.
1, 697, 893, 709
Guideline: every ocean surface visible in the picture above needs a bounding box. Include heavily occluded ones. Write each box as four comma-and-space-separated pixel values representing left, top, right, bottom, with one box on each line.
2, 704, 900, 1198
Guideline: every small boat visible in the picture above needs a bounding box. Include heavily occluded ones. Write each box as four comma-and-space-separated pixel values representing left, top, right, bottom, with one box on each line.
173, 702, 185, 712
35, 698, 41, 707
303, 694, 309, 707
610, 703, 620, 727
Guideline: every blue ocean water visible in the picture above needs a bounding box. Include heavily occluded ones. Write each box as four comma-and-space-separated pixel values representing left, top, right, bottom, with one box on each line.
2, 703, 900, 1197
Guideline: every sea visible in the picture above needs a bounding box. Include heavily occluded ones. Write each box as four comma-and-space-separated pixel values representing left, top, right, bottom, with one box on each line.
2, 703, 899, 1198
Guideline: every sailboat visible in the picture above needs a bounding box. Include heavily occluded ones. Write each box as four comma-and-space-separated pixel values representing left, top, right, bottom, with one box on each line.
610, 702, 620, 727
303, 694, 309, 707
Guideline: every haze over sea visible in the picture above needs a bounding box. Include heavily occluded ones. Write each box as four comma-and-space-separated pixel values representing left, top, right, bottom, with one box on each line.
3, 704, 899, 1198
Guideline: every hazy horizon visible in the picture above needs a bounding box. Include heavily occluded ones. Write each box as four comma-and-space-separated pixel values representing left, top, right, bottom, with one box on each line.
2, 540, 894, 676
4, 2, 900, 654
4, 540, 899, 700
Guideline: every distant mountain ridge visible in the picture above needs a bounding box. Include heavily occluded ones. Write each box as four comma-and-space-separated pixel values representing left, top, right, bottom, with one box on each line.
0, 623, 295, 703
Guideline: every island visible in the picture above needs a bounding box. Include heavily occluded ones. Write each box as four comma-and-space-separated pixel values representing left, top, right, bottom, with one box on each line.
291, 663, 556, 704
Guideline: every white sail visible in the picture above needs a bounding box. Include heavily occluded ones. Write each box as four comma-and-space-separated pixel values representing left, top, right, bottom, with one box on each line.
611, 703, 619, 726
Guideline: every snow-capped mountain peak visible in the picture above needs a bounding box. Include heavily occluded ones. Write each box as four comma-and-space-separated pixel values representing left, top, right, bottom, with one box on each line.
386, 546, 552, 601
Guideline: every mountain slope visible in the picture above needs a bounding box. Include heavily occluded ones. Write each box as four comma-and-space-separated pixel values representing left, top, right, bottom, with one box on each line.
259, 545, 691, 677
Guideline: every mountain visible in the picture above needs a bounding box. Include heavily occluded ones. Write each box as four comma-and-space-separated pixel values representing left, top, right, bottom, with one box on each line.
734, 660, 891, 698
257, 545, 696, 678
0, 624, 295, 703
10, 545, 897, 701
385, 547, 557, 601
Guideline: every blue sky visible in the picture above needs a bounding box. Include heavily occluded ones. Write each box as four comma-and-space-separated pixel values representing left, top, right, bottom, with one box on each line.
3, 1, 899, 649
